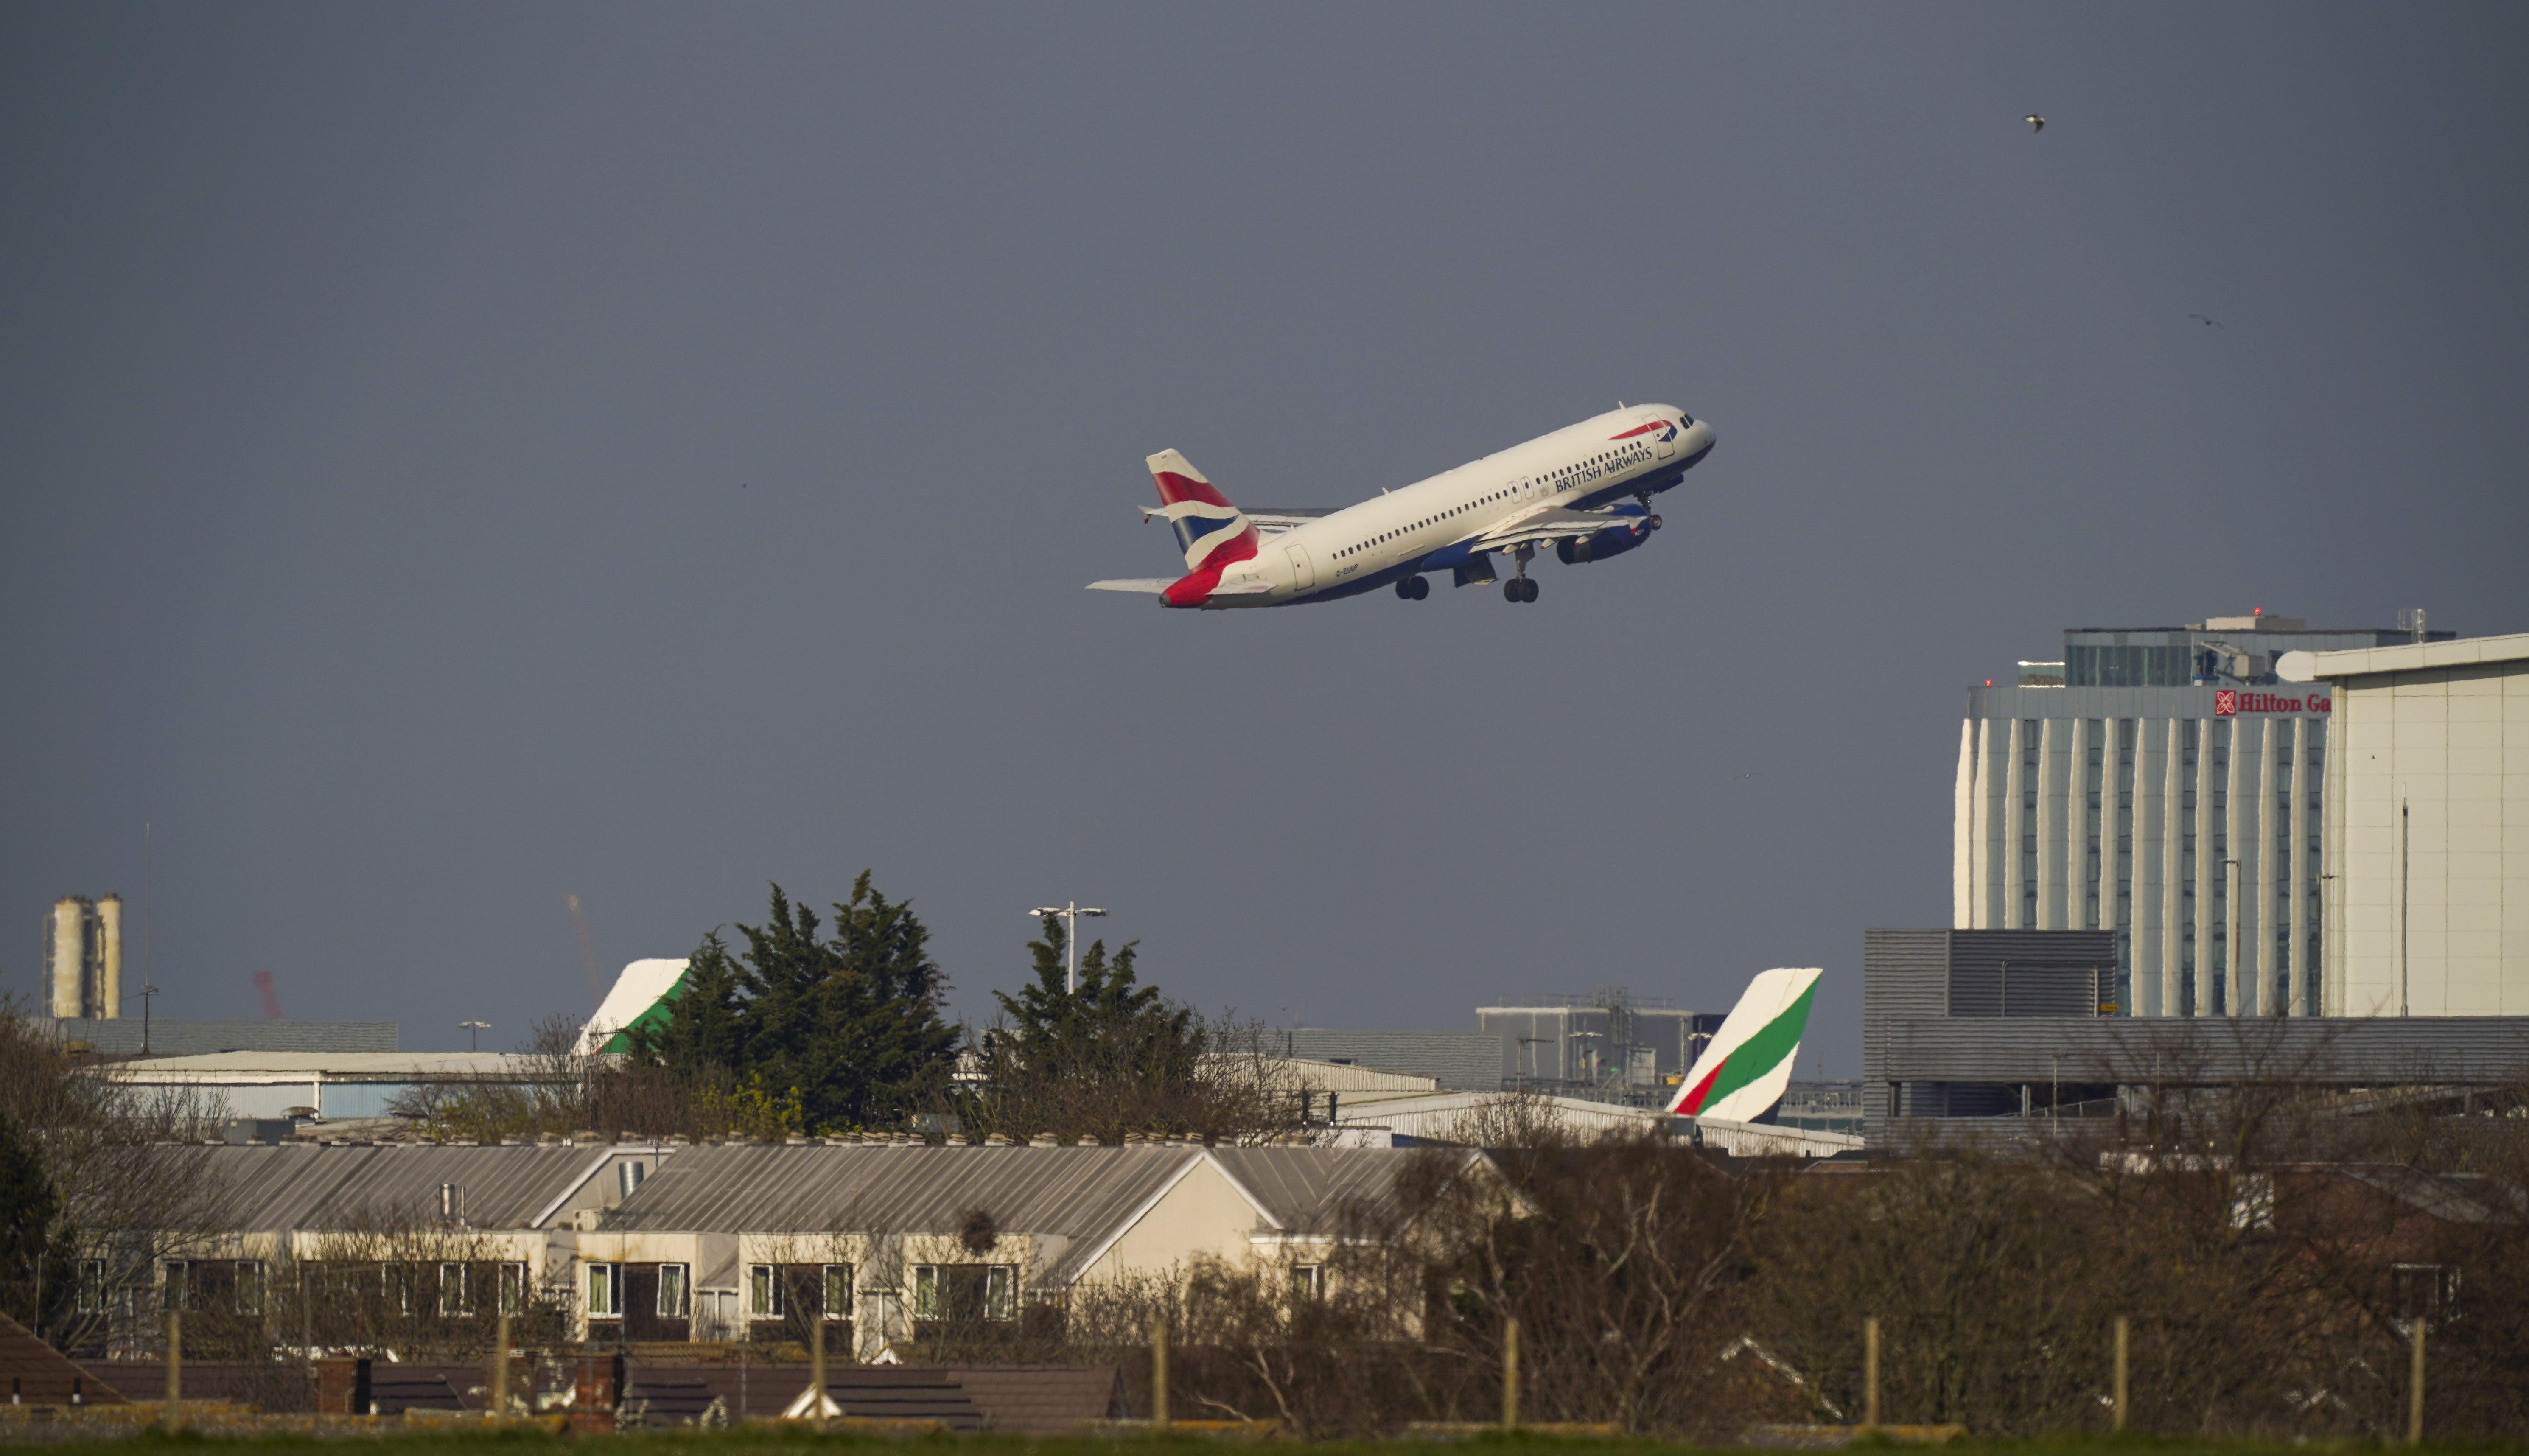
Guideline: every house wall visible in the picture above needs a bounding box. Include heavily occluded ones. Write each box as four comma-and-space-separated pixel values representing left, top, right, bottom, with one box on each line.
1078, 1159, 1263, 1284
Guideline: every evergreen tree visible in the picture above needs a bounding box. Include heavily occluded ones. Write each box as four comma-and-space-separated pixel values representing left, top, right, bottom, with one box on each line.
0, 1108, 66, 1336
634, 876, 959, 1133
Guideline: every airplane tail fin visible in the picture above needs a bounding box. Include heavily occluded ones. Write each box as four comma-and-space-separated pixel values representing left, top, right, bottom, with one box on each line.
1669, 968, 1821, 1121
1147, 449, 1260, 574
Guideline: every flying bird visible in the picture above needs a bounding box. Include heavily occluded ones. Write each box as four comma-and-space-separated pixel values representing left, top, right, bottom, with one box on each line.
2025, 113, 2044, 133
2189, 314, 2224, 329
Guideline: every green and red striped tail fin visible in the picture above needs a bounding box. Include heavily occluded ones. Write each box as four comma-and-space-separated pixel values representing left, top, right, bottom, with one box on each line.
1668, 968, 1821, 1121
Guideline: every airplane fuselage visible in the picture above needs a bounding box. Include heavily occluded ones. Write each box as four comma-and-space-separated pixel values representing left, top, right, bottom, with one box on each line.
1134, 405, 1715, 608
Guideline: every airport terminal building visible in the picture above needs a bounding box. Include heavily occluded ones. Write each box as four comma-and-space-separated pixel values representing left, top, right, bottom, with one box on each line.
1951, 613, 2452, 1019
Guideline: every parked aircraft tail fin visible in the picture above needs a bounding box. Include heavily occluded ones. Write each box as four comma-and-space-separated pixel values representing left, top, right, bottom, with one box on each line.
1669, 968, 1821, 1122
1146, 449, 1260, 574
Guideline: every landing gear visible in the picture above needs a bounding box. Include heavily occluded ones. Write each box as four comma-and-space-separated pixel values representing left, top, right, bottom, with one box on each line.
1395, 575, 1429, 600
1634, 492, 1663, 532
1648, 514, 1663, 531
1502, 543, 1538, 603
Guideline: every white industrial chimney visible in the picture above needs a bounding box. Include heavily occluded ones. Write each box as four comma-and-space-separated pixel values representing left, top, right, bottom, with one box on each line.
95, 894, 122, 1020
48, 897, 85, 1019
44, 896, 123, 1019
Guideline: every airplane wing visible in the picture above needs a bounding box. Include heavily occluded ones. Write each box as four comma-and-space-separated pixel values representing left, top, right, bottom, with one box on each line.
1470, 506, 1638, 552
1086, 579, 1174, 594
1138, 506, 1333, 538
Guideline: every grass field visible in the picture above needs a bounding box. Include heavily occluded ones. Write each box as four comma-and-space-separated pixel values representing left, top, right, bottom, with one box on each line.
10, 1431, 2526, 1456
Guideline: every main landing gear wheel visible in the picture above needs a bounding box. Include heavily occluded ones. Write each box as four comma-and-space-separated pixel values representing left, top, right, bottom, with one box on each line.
1648, 514, 1663, 531
1396, 576, 1429, 600
1396, 578, 1414, 600
1503, 577, 1539, 603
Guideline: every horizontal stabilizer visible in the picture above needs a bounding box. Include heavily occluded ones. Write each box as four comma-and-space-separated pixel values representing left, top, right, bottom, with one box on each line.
1087, 579, 1175, 594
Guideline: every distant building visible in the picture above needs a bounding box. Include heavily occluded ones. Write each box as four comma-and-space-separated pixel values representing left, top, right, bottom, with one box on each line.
2279, 631, 2529, 1015
1477, 996, 1720, 1099
1955, 611, 2454, 1018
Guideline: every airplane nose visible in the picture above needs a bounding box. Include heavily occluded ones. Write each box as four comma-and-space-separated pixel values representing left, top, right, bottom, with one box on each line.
1682, 418, 1717, 462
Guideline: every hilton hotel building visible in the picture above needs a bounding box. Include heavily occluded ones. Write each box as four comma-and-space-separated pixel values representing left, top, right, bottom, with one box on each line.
1952, 613, 2454, 1019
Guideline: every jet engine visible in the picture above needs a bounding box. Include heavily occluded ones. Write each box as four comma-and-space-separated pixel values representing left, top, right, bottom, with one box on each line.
1556, 517, 1653, 565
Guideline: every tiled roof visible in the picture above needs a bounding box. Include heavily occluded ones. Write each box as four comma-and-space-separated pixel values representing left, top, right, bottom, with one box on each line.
0, 1313, 126, 1405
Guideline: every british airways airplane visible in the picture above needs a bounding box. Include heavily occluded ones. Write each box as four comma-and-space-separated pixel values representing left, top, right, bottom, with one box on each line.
1087, 404, 1716, 608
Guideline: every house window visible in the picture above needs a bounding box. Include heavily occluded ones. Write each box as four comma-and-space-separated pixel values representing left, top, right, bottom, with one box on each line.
233, 1261, 263, 1316
499, 1262, 527, 1315
2393, 1263, 2457, 1329
438, 1263, 469, 1317
912, 1264, 1016, 1322
1292, 1264, 1325, 1301
658, 1263, 689, 1318
385, 1263, 416, 1316
78, 1260, 105, 1313
823, 1264, 852, 1319
161, 1260, 190, 1311
586, 1263, 621, 1318
750, 1264, 785, 1318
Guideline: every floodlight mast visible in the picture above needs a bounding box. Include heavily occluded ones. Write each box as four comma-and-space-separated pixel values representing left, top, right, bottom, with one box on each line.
1027, 901, 1109, 995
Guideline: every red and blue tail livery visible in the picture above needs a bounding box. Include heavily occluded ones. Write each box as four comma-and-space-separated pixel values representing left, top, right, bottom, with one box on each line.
1089, 403, 1714, 608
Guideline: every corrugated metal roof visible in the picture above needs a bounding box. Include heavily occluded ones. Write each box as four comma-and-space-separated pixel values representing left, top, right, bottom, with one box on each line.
602, 1145, 1206, 1245
1207, 1146, 1456, 1234
51, 1019, 397, 1056
198, 1143, 616, 1231
1276, 1030, 1503, 1091
109, 1052, 535, 1077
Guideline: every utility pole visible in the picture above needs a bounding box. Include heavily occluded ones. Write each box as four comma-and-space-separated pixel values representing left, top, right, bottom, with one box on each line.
1027, 902, 1109, 994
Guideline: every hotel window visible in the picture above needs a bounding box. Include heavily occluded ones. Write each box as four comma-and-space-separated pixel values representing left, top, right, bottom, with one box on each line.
586, 1263, 621, 1318
499, 1262, 527, 1315
438, 1262, 469, 1317
233, 1261, 263, 1316
78, 1260, 105, 1313
1292, 1264, 1325, 1300
161, 1260, 190, 1311
824, 1264, 853, 1319
658, 1263, 689, 1318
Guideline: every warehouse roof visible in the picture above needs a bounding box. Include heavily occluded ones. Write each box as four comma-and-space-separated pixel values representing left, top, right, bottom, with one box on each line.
2279, 630, 2529, 682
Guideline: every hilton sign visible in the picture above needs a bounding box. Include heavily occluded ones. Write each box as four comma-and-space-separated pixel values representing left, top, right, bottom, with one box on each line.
2215, 689, 2330, 716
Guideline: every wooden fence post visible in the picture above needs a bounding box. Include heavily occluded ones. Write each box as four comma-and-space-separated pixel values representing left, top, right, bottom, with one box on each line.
1502, 1317, 1520, 1430
2408, 1319, 2425, 1445
490, 1312, 510, 1420
164, 1304, 182, 1436
810, 1306, 827, 1432
1862, 1316, 1880, 1431
2113, 1316, 2129, 1432
1151, 1312, 1168, 1428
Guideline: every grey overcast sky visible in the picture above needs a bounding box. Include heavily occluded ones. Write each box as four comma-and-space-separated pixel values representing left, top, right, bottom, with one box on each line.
5, 3, 2526, 1072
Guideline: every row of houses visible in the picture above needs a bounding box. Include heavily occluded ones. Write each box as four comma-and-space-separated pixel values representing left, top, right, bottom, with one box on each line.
78, 1139, 1462, 1362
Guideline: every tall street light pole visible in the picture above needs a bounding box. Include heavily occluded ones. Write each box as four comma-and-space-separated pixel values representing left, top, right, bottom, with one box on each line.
459, 1021, 490, 1053
1027, 902, 1109, 995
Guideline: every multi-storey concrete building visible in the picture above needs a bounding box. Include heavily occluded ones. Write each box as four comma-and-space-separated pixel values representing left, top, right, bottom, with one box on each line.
1952, 613, 2452, 1019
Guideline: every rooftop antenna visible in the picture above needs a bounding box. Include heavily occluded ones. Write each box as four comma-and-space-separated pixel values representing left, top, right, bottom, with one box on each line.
566, 894, 603, 1008
142, 823, 156, 1053
2397, 607, 2426, 644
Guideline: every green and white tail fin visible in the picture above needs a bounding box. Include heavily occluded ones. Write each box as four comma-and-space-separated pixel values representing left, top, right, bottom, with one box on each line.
1668, 968, 1821, 1121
